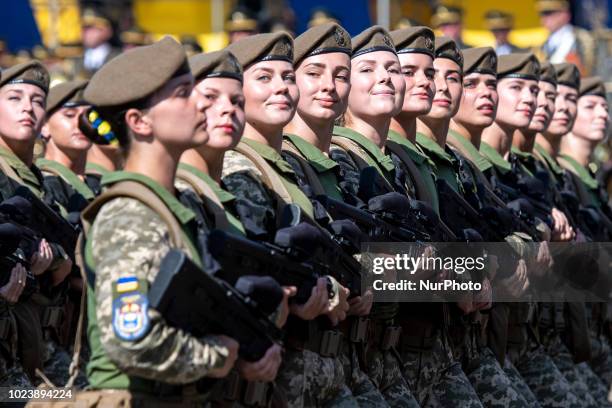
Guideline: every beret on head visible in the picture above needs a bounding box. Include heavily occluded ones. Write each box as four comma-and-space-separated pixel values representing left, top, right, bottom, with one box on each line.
351, 26, 396, 58
497, 53, 540, 80
432, 5, 463, 28
539, 62, 557, 85
84, 36, 189, 109
434, 36, 463, 69
189, 50, 242, 82
46, 80, 89, 115
463, 47, 497, 76
0, 61, 50, 94
390, 26, 435, 58
579, 76, 607, 98
227, 32, 293, 69
535, 0, 570, 13
553, 63, 580, 90
294, 23, 351, 66
485, 10, 514, 31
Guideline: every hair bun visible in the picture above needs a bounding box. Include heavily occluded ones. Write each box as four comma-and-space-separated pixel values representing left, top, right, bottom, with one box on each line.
78, 108, 119, 146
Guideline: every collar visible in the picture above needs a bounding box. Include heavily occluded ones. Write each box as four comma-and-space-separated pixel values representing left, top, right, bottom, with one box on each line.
558, 154, 599, 190
387, 130, 429, 165
447, 130, 492, 172
101, 171, 196, 224
86, 162, 111, 176
415, 132, 454, 165
534, 143, 564, 175
479, 142, 512, 173
178, 163, 236, 203
241, 138, 296, 175
333, 126, 395, 172
36, 158, 95, 200
283, 134, 338, 173
0, 145, 42, 188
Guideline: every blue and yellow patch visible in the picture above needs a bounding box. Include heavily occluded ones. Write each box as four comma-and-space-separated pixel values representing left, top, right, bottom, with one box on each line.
112, 276, 150, 341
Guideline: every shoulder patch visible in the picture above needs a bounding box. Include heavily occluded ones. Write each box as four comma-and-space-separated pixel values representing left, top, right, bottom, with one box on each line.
112, 276, 150, 341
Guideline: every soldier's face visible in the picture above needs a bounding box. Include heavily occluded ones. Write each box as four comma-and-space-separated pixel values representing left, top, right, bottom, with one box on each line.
143, 73, 210, 151
243, 60, 299, 129
546, 84, 578, 136
454, 72, 498, 128
193, 77, 245, 151
572, 95, 609, 143
295, 52, 351, 124
529, 81, 557, 133
82, 25, 113, 49
495, 78, 538, 129
397, 52, 435, 116
348, 51, 406, 119
42, 105, 92, 154
0, 84, 46, 145
424, 58, 462, 120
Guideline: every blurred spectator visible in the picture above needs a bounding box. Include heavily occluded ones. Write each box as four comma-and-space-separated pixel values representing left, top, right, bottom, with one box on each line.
307, 7, 339, 28
79, 7, 121, 77
226, 7, 259, 44
181, 35, 203, 57
485, 10, 522, 55
120, 26, 152, 51
431, 5, 471, 49
537, 0, 595, 74
394, 17, 419, 30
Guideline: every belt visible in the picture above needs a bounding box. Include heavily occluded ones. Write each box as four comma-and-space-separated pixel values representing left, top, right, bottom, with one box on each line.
213, 372, 270, 407
367, 319, 402, 351
337, 316, 370, 343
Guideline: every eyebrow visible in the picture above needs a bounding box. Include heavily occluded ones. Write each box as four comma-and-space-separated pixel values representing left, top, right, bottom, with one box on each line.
445, 70, 462, 76
303, 62, 326, 69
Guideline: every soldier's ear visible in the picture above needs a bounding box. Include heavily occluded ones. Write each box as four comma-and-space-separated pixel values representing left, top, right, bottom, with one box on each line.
40, 123, 51, 142
124, 108, 153, 139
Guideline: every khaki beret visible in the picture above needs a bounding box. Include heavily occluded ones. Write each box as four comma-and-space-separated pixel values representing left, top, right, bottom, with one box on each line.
227, 32, 293, 69
81, 8, 111, 30
463, 47, 497, 76
84, 36, 189, 109
352, 26, 396, 59
497, 53, 540, 80
189, 50, 242, 82
553, 63, 580, 89
226, 8, 258, 32
120, 26, 151, 46
535, 0, 570, 13
390, 26, 435, 58
432, 5, 463, 28
0, 60, 50, 94
539, 62, 557, 85
46, 80, 88, 115
434, 36, 463, 69
294, 23, 351, 66
485, 10, 513, 31
579, 76, 606, 98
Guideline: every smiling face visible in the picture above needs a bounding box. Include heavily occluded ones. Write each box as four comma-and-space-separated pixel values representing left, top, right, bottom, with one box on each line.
397, 52, 435, 116
43, 105, 92, 154
295, 52, 351, 125
0, 84, 47, 146
348, 50, 406, 120
545, 84, 578, 137
528, 80, 557, 133
193, 77, 245, 151
423, 57, 462, 120
572, 95, 609, 143
495, 77, 539, 129
242, 60, 299, 131
454, 72, 498, 129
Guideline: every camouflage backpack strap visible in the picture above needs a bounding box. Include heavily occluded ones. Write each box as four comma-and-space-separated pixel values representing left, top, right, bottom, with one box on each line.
175, 167, 231, 231
331, 135, 395, 193
0, 155, 22, 184
281, 141, 326, 197
385, 140, 434, 206
234, 141, 294, 213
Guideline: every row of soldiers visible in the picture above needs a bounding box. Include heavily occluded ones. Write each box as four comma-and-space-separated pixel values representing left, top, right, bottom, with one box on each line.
0, 16, 608, 408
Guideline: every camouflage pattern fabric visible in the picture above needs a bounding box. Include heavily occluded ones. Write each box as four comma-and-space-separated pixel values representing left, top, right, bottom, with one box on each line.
589, 332, 612, 385
275, 348, 359, 408
89, 197, 231, 383
42, 339, 88, 388
575, 361, 612, 407
402, 331, 483, 407
364, 346, 419, 407
503, 357, 541, 407
467, 347, 531, 407
340, 341, 389, 407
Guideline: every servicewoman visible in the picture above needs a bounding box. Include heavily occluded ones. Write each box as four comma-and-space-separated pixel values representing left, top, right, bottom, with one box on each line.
74, 37, 239, 405
223, 32, 356, 407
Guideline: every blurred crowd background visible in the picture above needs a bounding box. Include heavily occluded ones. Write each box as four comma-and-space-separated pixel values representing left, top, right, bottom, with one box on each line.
2, 0, 612, 190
